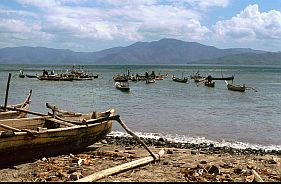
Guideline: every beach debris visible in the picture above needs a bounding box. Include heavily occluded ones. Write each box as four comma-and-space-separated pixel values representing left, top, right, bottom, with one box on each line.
252, 169, 264, 182
75, 149, 165, 182
167, 149, 173, 154
246, 174, 255, 182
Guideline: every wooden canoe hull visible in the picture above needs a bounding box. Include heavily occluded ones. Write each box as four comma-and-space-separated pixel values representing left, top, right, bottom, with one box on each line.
0, 116, 112, 167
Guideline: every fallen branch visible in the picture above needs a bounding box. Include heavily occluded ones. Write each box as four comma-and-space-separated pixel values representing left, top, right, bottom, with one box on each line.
75, 149, 164, 182
251, 169, 264, 182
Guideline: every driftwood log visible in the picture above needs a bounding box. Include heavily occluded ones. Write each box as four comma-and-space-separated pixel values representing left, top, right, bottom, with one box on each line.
251, 169, 264, 182
75, 149, 164, 182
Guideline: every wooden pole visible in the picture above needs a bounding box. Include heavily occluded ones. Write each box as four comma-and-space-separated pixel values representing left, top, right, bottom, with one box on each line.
115, 116, 157, 160
0, 123, 21, 132
1, 106, 48, 117
3, 73, 12, 111
75, 149, 164, 182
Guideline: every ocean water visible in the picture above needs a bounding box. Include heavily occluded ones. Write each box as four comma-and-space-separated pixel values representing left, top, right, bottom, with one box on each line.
0, 64, 281, 151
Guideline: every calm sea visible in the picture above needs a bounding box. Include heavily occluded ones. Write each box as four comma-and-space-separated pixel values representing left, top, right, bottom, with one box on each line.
1, 64, 281, 151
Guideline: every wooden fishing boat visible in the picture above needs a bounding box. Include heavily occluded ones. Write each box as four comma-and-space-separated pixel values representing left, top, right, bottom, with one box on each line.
172, 77, 188, 83
0, 106, 115, 166
115, 82, 130, 91
172, 74, 188, 83
204, 81, 215, 87
225, 80, 246, 92
25, 74, 38, 78
113, 75, 129, 82
0, 90, 32, 120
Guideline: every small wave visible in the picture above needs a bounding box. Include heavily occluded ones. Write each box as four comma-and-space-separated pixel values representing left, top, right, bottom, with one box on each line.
108, 131, 281, 151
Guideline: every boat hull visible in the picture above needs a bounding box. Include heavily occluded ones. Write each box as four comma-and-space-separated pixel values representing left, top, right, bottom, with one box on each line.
172, 78, 188, 83
0, 116, 112, 167
227, 85, 245, 92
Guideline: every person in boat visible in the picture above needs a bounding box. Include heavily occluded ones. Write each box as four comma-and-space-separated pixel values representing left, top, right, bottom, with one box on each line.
43, 69, 49, 77
145, 72, 149, 79
151, 71, 156, 79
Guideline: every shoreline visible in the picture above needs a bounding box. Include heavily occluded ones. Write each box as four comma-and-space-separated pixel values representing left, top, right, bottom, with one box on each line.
0, 136, 280, 182
105, 135, 281, 156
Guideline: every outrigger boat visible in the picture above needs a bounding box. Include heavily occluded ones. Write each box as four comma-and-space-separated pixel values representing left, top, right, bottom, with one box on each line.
0, 103, 116, 166
0, 90, 32, 120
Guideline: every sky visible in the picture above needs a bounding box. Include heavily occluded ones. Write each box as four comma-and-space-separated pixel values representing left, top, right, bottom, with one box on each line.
0, 0, 281, 52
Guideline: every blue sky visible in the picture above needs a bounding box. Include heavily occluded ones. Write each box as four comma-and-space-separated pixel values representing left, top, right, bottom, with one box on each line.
0, 0, 281, 52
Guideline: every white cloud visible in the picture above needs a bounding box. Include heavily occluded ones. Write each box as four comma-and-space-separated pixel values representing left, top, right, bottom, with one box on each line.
32, 2, 208, 42
17, 0, 61, 8
1, 0, 219, 51
96, 0, 157, 6
213, 4, 281, 41
171, 0, 229, 10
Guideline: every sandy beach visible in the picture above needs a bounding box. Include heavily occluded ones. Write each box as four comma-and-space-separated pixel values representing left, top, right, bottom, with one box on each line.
0, 136, 280, 182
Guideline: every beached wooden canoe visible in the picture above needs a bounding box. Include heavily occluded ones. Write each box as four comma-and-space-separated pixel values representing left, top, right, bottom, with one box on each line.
225, 80, 246, 92
0, 107, 115, 166
0, 90, 32, 120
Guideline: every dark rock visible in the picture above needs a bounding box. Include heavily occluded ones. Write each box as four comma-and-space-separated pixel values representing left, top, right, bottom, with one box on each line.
233, 166, 242, 174
199, 160, 207, 164
158, 137, 165, 142
207, 165, 220, 175
191, 151, 197, 155
267, 159, 277, 164
167, 149, 173, 154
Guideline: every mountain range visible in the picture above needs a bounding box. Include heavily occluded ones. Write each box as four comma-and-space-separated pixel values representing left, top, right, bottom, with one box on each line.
0, 38, 280, 65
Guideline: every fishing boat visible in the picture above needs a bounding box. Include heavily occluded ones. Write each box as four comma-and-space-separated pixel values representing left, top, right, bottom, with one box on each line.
172, 77, 188, 83
172, 73, 188, 83
0, 90, 32, 120
0, 105, 115, 166
115, 82, 130, 91
225, 80, 246, 92
25, 74, 38, 78
113, 75, 129, 82
204, 81, 215, 87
